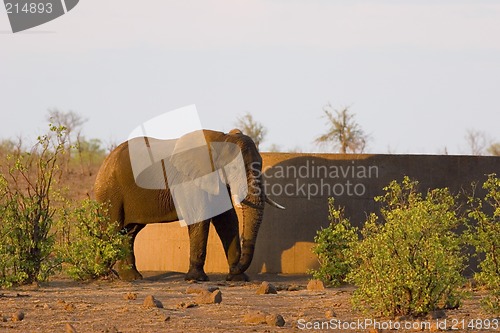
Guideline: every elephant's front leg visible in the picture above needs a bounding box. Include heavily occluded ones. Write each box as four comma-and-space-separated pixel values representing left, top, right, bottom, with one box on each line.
185, 219, 210, 281
114, 223, 145, 281
212, 209, 249, 282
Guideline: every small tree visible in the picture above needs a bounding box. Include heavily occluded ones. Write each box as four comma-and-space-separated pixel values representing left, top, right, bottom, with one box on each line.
46, 109, 97, 175
487, 142, 500, 156
74, 137, 106, 176
56, 199, 130, 281
309, 198, 358, 286
0, 124, 66, 286
0, 139, 18, 156
315, 104, 367, 153
234, 112, 267, 149
465, 174, 500, 313
46, 109, 86, 156
465, 129, 490, 156
347, 177, 466, 317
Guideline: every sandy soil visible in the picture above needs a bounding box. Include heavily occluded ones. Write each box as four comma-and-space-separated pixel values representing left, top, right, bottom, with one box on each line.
0, 272, 498, 333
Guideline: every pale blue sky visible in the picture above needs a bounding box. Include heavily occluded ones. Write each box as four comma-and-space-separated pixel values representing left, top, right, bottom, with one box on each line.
1, 0, 499, 153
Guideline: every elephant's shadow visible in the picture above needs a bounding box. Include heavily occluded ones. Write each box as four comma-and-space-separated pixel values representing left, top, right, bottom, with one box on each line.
246, 155, 378, 274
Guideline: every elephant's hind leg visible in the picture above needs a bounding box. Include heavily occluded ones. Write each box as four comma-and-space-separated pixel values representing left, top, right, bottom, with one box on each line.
114, 223, 145, 281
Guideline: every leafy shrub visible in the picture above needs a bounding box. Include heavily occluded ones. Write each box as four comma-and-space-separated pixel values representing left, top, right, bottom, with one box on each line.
309, 198, 358, 286
56, 199, 130, 280
347, 177, 466, 317
0, 125, 65, 287
466, 174, 500, 313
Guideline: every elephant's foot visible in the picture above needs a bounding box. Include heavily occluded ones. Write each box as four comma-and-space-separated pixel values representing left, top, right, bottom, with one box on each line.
185, 268, 209, 281
226, 273, 249, 282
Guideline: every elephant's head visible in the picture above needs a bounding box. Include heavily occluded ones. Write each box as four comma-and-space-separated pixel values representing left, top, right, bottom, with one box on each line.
128, 129, 284, 275
219, 129, 285, 275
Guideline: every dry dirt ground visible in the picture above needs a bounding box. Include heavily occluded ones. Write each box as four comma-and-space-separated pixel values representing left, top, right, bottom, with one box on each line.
1, 272, 498, 333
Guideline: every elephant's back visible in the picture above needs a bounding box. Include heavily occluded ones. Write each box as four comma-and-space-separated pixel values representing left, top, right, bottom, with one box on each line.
94, 141, 132, 202
94, 141, 178, 224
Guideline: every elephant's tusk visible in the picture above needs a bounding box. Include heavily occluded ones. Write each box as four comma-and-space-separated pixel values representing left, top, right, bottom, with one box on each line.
239, 199, 263, 210
238, 197, 286, 210
265, 196, 286, 210
232, 194, 243, 208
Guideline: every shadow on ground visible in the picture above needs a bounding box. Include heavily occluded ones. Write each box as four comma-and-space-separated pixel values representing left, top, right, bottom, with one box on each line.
140, 271, 311, 284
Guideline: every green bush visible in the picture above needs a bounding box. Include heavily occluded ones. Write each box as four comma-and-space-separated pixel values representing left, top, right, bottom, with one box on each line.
0, 125, 66, 287
309, 198, 358, 286
466, 174, 500, 313
347, 177, 466, 317
56, 199, 130, 280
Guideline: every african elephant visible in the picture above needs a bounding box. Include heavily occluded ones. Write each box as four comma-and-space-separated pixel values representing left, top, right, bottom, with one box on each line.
94, 129, 284, 281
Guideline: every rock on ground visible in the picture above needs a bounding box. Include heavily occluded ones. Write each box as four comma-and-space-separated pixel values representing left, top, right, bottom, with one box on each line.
307, 279, 325, 291
143, 295, 163, 308
243, 311, 285, 327
195, 290, 222, 304
11, 311, 24, 322
256, 281, 277, 295
325, 309, 337, 318
123, 292, 137, 300
266, 314, 285, 326
176, 301, 198, 309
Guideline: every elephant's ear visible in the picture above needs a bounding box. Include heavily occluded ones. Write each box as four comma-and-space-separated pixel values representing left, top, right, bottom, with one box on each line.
165, 131, 220, 196
211, 142, 248, 205
165, 131, 237, 225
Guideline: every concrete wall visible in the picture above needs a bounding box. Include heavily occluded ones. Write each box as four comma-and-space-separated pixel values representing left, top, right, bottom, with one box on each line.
135, 153, 500, 274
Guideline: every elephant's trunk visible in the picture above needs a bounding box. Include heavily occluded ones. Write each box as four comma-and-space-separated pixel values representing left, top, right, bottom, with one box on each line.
231, 174, 265, 275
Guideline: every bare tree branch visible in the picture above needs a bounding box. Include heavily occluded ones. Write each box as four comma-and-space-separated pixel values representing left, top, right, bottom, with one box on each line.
315, 104, 368, 153
465, 129, 490, 156
234, 112, 267, 149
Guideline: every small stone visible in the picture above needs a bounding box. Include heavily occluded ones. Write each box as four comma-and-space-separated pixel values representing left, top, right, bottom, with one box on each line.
196, 289, 222, 304
266, 314, 285, 327
64, 303, 76, 311
176, 301, 198, 309
1, 315, 8, 322
65, 323, 77, 333
143, 295, 163, 308
287, 284, 300, 291
256, 281, 277, 295
243, 311, 268, 324
164, 315, 171, 322
11, 311, 24, 322
307, 279, 325, 291
325, 310, 336, 318
124, 292, 137, 300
